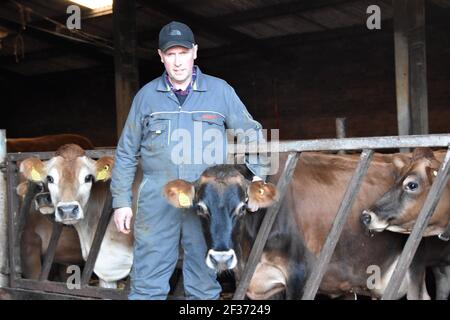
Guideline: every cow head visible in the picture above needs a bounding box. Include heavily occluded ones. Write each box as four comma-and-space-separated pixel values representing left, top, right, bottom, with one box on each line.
163, 165, 278, 272
361, 148, 450, 237
16, 181, 54, 214
19, 144, 114, 225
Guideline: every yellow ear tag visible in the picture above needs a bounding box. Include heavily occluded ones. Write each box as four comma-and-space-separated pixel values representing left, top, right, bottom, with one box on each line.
433, 170, 438, 177
259, 188, 265, 195
96, 165, 109, 181
31, 167, 41, 182
178, 192, 191, 208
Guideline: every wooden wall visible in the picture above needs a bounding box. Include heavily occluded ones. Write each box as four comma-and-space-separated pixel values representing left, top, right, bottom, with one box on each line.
0, 25, 448, 147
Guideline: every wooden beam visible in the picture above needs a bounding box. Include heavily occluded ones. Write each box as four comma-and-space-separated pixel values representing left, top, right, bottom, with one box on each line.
393, 0, 411, 150
408, 0, 428, 134
113, 0, 139, 138
136, 0, 279, 59
215, 0, 357, 25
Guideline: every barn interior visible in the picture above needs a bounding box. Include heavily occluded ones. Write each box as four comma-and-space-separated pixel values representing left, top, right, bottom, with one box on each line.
0, 0, 449, 147
0, 0, 449, 301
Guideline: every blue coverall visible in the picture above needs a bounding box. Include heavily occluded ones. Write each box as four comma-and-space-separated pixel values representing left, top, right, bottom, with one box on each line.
111, 66, 269, 299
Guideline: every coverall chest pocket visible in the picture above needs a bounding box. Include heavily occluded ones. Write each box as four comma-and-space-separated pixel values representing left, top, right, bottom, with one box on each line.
192, 113, 225, 132
142, 117, 170, 150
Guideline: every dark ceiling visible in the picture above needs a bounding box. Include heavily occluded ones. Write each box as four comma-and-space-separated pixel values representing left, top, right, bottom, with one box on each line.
0, 0, 449, 75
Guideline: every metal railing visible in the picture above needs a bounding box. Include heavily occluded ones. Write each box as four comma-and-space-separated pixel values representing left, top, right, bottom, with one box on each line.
6, 148, 126, 299
4, 133, 450, 299
233, 133, 450, 300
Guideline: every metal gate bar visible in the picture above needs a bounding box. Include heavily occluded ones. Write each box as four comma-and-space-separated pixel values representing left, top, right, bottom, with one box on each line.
302, 149, 374, 300
382, 146, 450, 299
7, 159, 21, 286
39, 222, 63, 281
233, 152, 300, 300
81, 191, 113, 286
236, 134, 450, 300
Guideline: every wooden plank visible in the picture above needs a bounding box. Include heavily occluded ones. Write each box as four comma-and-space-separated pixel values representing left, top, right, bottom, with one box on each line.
113, 0, 139, 138
382, 147, 450, 300
233, 152, 300, 300
39, 222, 63, 281
14, 278, 127, 300
6, 148, 116, 162
408, 0, 429, 134
81, 191, 113, 286
302, 149, 374, 300
0, 287, 88, 300
393, 0, 411, 153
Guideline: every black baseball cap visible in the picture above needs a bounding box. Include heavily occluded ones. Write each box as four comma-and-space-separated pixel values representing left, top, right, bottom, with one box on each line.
159, 21, 195, 52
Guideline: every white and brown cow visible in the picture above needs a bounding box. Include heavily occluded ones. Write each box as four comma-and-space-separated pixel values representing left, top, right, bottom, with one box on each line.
19, 144, 136, 288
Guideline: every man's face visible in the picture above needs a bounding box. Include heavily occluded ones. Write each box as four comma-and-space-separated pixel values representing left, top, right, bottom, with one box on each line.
158, 45, 198, 88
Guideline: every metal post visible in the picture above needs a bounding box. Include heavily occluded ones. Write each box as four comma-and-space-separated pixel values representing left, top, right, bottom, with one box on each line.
336, 117, 346, 155
233, 152, 300, 300
302, 149, 374, 300
39, 222, 63, 281
81, 191, 113, 286
0, 129, 7, 287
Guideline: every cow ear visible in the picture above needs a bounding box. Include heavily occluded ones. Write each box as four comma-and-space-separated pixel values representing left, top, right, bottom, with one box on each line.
16, 181, 28, 198
19, 158, 45, 183
412, 147, 435, 161
392, 154, 409, 172
247, 180, 278, 209
163, 179, 195, 208
95, 156, 114, 181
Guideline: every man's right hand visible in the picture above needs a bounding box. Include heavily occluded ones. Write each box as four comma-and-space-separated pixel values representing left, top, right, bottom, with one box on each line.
114, 207, 133, 234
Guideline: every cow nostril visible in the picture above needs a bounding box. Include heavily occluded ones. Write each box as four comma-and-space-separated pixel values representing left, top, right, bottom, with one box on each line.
57, 206, 64, 217
361, 213, 372, 226
224, 254, 233, 265
209, 254, 218, 266
71, 206, 79, 216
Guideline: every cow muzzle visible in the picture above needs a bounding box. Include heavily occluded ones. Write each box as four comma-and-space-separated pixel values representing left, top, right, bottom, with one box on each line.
361, 209, 388, 232
55, 202, 83, 224
34, 192, 55, 214
206, 249, 237, 272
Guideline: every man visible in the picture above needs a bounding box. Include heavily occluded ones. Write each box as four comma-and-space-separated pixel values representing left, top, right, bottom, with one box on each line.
111, 21, 269, 300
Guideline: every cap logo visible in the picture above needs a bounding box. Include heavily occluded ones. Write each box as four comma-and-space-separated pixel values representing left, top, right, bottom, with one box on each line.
169, 30, 182, 36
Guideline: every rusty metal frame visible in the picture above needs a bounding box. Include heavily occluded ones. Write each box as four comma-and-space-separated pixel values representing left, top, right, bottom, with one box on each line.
233, 133, 450, 300
5, 148, 127, 300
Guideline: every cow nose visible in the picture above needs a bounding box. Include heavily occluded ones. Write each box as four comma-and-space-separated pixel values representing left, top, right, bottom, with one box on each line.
210, 253, 233, 266
57, 204, 79, 219
361, 210, 372, 226
206, 249, 237, 271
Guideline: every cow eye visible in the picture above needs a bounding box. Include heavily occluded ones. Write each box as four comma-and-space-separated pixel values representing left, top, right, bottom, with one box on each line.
46, 175, 54, 184
85, 174, 94, 183
405, 181, 419, 191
